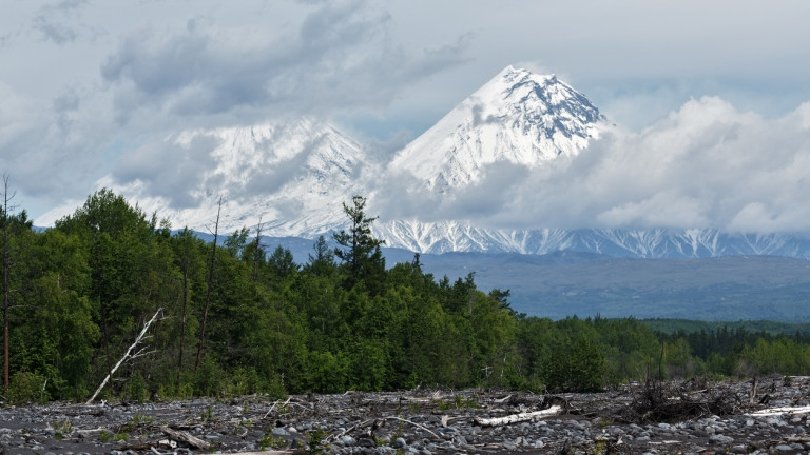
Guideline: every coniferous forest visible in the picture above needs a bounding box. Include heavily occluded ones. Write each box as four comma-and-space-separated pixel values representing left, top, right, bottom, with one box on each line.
2, 188, 810, 404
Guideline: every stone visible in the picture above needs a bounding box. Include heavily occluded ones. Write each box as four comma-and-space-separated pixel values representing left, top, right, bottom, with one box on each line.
340, 435, 355, 446
709, 434, 734, 444
358, 437, 375, 448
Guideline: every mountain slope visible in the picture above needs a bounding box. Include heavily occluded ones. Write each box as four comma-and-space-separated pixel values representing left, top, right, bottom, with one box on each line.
141, 66, 810, 263
245, 235, 810, 320
372, 222, 810, 258
388, 65, 603, 191
149, 118, 364, 233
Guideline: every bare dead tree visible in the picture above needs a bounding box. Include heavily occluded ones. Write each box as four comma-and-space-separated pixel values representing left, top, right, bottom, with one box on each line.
195, 197, 222, 370
86, 307, 164, 404
176, 228, 192, 384
1, 175, 18, 394
252, 217, 263, 282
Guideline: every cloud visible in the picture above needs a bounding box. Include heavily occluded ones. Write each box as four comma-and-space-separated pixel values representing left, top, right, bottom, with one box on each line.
99, 1, 470, 124
0, 82, 100, 203
2, 0, 470, 220
33, 0, 93, 44
373, 97, 810, 234
112, 133, 221, 209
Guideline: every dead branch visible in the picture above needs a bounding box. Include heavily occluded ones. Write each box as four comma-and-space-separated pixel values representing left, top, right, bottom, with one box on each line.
263, 396, 292, 419
226, 452, 293, 455
383, 416, 441, 439
85, 308, 164, 404
328, 415, 441, 442
619, 379, 745, 423
75, 428, 109, 438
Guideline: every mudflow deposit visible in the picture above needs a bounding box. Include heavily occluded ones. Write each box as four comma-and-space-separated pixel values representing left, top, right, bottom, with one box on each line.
2, 376, 810, 454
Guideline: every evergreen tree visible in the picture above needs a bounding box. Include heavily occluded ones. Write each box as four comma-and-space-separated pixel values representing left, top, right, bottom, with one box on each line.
306, 235, 335, 276
333, 196, 385, 293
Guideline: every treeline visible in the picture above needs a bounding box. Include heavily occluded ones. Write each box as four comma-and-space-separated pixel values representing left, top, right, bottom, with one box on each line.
1, 188, 810, 403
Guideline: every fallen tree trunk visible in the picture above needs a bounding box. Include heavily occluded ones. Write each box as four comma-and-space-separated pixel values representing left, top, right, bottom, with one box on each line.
747, 406, 810, 417
85, 308, 164, 404
161, 426, 212, 451
474, 405, 562, 427
225, 452, 293, 455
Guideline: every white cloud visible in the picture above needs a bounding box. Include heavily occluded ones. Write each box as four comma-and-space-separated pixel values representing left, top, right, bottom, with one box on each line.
3, 0, 810, 229
374, 98, 810, 234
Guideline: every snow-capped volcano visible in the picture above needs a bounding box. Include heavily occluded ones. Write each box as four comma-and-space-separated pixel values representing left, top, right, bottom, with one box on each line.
117, 118, 365, 234
103, 65, 810, 261
388, 65, 604, 191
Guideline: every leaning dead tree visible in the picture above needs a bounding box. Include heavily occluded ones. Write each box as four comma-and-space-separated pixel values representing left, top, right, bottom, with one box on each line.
86, 307, 164, 404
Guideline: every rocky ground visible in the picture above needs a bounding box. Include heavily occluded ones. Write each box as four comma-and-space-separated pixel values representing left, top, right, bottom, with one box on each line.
1, 376, 810, 454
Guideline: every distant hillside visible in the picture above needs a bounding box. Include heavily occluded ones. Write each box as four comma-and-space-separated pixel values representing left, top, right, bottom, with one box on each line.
640, 319, 810, 336
186, 232, 810, 321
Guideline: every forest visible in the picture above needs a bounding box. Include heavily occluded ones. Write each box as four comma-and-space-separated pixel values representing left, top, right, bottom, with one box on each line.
2, 187, 810, 404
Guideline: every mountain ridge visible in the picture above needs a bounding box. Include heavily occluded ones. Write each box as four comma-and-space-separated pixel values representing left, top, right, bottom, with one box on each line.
112, 66, 810, 262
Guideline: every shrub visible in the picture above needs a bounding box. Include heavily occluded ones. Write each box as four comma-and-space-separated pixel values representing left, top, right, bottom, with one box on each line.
7, 371, 50, 404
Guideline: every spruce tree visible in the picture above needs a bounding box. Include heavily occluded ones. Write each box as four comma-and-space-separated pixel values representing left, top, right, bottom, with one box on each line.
333, 196, 385, 292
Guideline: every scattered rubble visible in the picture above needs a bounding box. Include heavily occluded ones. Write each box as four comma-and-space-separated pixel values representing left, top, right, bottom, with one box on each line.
1, 375, 810, 454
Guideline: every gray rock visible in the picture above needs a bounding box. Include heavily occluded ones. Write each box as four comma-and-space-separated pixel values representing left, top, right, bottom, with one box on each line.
709, 434, 734, 444
392, 437, 407, 449
358, 437, 376, 448
340, 435, 355, 446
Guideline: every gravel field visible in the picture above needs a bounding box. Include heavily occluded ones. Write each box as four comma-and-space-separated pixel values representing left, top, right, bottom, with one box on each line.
1, 376, 810, 454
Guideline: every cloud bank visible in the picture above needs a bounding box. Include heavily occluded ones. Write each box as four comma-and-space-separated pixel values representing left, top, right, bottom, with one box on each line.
100, 1, 469, 124
1, 0, 469, 219
374, 97, 810, 234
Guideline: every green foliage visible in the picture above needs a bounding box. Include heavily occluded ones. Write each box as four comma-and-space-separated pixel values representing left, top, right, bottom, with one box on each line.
543, 332, 606, 392
333, 195, 385, 293
260, 432, 287, 450
307, 428, 328, 454
7, 371, 49, 404
193, 357, 225, 397
305, 351, 348, 393
122, 372, 150, 403
3, 187, 810, 404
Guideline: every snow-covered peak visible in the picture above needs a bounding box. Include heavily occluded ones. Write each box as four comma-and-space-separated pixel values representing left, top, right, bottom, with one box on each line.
388, 65, 604, 191
118, 117, 366, 234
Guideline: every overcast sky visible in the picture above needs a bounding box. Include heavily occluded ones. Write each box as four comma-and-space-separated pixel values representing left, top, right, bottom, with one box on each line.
2, 0, 810, 232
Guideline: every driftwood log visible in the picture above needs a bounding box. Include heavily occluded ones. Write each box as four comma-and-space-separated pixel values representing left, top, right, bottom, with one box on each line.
747, 406, 810, 417
474, 405, 562, 427
160, 426, 212, 451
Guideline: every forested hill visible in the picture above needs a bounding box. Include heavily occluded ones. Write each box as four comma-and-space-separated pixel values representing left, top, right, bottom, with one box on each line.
2, 189, 810, 403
